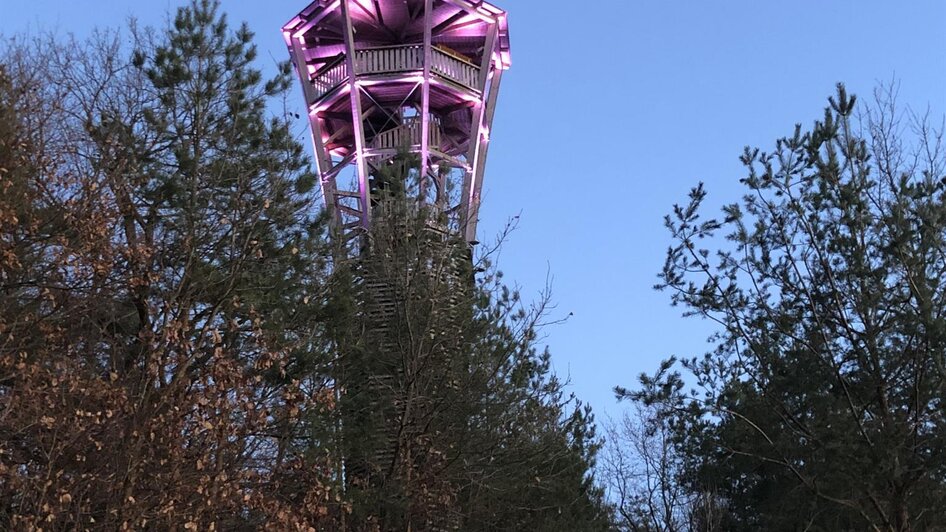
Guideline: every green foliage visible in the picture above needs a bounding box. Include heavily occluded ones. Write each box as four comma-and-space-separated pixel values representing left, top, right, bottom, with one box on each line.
620, 84, 946, 531
2, 2, 610, 529
2, 1, 340, 528
329, 160, 612, 530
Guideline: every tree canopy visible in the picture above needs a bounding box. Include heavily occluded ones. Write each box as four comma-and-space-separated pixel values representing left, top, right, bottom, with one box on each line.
615, 84, 946, 532
0, 1, 610, 529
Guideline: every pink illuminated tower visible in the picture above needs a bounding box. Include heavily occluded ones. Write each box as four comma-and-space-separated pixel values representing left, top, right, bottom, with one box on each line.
283, 4, 510, 517
283, 0, 510, 246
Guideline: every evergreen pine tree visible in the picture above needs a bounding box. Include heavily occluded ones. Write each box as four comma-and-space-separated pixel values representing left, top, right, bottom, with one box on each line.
1, 2, 340, 527
619, 85, 946, 531
329, 156, 611, 530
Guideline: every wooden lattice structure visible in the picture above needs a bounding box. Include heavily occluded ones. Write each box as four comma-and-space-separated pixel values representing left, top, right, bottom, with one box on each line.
283, 0, 510, 245
283, 1, 509, 527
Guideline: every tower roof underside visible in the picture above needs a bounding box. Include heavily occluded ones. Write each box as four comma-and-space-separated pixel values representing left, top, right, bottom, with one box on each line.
283, 0, 511, 68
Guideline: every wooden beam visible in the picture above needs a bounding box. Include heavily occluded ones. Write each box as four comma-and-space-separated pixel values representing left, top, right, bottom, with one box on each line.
373, 0, 385, 25
309, 54, 345, 65
291, 0, 342, 40
325, 153, 357, 181
441, 100, 477, 116
320, 111, 355, 121
432, 11, 467, 36
441, 0, 497, 23
326, 123, 351, 144
409, 1, 425, 23
476, 21, 498, 88
435, 17, 485, 37
420, 0, 434, 200
350, 0, 399, 42
290, 36, 339, 227
351, 0, 376, 21
460, 20, 497, 241
341, 0, 371, 228
465, 68, 502, 242
441, 130, 467, 153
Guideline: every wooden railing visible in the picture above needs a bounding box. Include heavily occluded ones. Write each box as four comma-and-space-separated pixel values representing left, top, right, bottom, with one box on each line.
308, 45, 481, 101
310, 55, 348, 99
431, 46, 480, 89
355, 44, 424, 75
369, 116, 442, 151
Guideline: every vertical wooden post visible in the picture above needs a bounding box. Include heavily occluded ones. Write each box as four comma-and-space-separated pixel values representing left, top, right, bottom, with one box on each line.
341, 0, 371, 228
419, 0, 434, 201
290, 37, 340, 228
460, 21, 498, 240
465, 67, 503, 243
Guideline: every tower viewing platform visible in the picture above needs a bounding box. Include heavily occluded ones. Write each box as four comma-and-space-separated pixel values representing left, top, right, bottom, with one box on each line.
283, 0, 510, 244
308, 43, 483, 101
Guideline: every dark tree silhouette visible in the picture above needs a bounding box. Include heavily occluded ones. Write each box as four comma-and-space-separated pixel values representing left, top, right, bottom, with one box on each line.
618, 84, 946, 531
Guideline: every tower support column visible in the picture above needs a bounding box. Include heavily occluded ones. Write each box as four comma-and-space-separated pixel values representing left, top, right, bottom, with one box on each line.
341, 0, 371, 230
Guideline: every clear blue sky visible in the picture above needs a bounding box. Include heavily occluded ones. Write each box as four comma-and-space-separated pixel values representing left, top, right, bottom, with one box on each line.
5, 1, 945, 421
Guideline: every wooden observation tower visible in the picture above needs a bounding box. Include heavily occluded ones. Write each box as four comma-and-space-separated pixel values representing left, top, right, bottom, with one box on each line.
283, 0, 510, 246
283, 2, 510, 525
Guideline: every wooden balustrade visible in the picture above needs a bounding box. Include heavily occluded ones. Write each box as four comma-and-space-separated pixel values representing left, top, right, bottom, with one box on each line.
310, 55, 348, 99
308, 45, 480, 101
355, 44, 424, 74
430, 47, 480, 89
369, 117, 443, 151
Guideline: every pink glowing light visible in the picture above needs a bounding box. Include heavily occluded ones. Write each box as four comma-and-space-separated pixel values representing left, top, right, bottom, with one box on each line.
309, 85, 351, 114
459, 93, 482, 104
284, 0, 510, 243
292, 0, 341, 40
283, 16, 302, 30
473, 13, 496, 24
438, 13, 485, 37
480, 2, 504, 16
464, 2, 498, 24
499, 51, 512, 69
356, 76, 425, 87
352, 0, 374, 14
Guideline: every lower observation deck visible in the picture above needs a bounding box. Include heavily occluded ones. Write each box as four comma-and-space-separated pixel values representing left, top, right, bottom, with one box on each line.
308, 44, 481, 102
368, 115, 442, 151
364, 115, 464, 170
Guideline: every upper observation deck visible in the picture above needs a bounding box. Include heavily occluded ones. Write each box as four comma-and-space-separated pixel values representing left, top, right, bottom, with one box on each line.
307, 44, 482, 101
283, 0, 511, 106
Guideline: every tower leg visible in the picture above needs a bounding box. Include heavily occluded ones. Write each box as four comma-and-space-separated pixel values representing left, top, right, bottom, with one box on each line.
463, 68, 503, 243
419, 0, 434, 201
341, 0, 371, 230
